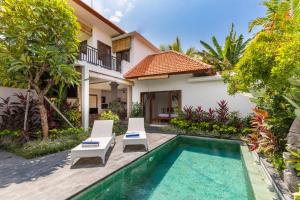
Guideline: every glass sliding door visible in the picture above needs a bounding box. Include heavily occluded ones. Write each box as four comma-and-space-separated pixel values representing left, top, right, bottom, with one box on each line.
141, 90, 181, 124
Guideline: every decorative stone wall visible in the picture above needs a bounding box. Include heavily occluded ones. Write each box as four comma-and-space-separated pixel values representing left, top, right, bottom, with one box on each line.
283, 118, 300, 192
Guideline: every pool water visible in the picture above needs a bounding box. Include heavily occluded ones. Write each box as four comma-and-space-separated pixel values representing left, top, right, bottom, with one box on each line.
72, 136, 255, 200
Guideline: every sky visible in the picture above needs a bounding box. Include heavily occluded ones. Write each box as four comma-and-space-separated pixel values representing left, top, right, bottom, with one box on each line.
82, 0, 266, 50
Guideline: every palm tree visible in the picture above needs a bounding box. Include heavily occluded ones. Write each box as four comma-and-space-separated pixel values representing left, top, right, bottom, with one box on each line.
198, 24, 249, 71
249, 0, 300, 32
160, 36, 198, 57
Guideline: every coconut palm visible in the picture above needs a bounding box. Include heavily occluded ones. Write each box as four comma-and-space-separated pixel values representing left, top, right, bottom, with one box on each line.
198, 24, 249, 71
249, 0, 300, 32
160, 36, 198, 57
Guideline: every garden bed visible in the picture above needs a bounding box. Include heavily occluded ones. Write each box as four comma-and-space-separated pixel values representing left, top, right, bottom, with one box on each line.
0, 128, 89, 159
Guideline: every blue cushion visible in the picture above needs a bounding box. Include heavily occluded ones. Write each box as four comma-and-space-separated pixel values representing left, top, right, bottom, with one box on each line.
82, 141, 99, 145
125, 133, 140, 138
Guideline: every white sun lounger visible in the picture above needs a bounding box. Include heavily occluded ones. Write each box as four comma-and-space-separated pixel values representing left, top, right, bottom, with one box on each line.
123, 118, 148, 151
70, 120, 115, 166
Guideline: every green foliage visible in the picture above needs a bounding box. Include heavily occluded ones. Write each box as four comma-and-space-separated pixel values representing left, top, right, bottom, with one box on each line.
0, 0, 80, 138
49, 127, 84, 139
130, 102, 142, 117
295, 183, 300, 200
0, 0, 80, 87
170, 118, 247, 138
226, 31, 300, 95
160, 36, 198, 57
248, 0, 300, 32
99, 110, 120, 123
0, 129, 21, 137
285, 77, 300, 119
64, 108, 81, 127
287, 148, 300, 176
99, 111, 124, 135
212, 124, 237, 135
199, 24, 249, 71
109, 101, 124, 117
170, 101, 250, 138
269, 153, 286, 176
1, 128, 88, 158
225, 0, 300, 152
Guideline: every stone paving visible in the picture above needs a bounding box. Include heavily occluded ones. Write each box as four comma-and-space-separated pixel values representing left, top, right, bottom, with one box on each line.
0, 133, 176, 200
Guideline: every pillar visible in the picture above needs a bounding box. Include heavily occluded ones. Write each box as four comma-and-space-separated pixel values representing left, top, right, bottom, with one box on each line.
110, 82, 119, 101
127, 86, 132, 118
81, 65, 89, 131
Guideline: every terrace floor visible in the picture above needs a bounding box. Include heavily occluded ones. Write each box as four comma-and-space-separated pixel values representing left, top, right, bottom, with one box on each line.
0, 133, 176, 200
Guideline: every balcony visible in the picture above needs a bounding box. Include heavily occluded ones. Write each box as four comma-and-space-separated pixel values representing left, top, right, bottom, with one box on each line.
78, 44, 121, 72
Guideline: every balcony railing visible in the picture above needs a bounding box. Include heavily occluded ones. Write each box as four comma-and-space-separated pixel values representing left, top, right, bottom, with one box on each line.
78, 44, 121, 72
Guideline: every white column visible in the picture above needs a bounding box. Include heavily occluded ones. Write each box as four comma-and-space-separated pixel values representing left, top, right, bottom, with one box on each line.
127, 86, 132, 118
81, 65, 89, 131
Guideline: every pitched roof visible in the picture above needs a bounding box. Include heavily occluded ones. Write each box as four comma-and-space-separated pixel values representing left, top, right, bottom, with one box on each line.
124, 51, 212, 79
72, 0, 125, 34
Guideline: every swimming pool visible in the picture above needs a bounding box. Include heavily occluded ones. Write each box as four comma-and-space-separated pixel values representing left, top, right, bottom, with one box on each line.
72, 136, 257, 200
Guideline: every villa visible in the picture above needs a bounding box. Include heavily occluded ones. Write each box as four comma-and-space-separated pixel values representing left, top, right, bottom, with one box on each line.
0, 0, 298, 200
68, 0, 253, 129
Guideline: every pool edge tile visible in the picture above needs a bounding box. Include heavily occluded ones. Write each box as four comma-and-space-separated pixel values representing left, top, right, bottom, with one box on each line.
241, 145, 279, 200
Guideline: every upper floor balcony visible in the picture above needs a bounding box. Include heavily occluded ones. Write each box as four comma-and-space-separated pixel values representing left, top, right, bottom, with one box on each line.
78, 43, 122, 73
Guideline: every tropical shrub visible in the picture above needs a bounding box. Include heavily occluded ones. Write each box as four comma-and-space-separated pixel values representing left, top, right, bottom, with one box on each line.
216, 100, 229, 123
130, 102, 142, 117
269, 153, 286, 176
170, 100, 250, 138
64, 108, 81, 127
243, 108, 277, 155
0, 93, 40, 131
109, 101, 124, 116
0, 128, 88, 158
0, 0, 80, 139
99, 111, 124, 135
287, 148, 300, 176
224, 0, 300, 155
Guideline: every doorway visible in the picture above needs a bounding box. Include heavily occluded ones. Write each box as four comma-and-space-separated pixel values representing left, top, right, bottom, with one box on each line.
141, 90, 181, 124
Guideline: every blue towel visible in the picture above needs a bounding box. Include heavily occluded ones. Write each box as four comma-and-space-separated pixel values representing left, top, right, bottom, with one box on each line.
82, 141, 99, 145
126, 133, 140, 138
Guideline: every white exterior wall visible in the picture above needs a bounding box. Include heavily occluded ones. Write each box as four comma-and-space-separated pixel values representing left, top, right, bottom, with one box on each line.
122, 37, 158, 74
90, 27, 113, 50
0, 87, 36, 101
132, 74, 255, 116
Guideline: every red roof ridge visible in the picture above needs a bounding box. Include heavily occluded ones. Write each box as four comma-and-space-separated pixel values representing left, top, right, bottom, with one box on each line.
163, 50, 211, 67
124, 51, 212, 79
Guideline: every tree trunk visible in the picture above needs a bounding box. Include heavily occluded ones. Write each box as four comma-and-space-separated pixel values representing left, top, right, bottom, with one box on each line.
37, 95, 49, 139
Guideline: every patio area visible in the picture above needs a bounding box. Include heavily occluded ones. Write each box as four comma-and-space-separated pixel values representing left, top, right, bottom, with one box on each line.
0, 132, 176, 200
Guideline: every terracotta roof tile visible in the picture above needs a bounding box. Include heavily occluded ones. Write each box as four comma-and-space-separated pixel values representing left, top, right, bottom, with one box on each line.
124, 51, 212, 79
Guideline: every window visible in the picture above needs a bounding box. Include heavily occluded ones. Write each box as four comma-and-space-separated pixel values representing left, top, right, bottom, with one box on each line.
116, 50, 130, 62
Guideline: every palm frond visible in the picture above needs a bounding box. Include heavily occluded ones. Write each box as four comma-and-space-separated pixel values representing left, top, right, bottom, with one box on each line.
185, 47, 198, 56
212, 36, 223, 59
200, 40, 219, 58
248, 17, 268, 32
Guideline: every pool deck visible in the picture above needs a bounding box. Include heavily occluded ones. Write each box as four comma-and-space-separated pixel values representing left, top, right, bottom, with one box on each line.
0, 133, 176, 200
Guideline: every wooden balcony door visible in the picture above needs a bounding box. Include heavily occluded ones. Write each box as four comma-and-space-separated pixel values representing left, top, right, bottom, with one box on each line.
97, 41, 111, 69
